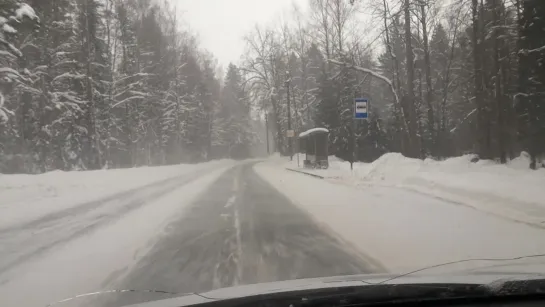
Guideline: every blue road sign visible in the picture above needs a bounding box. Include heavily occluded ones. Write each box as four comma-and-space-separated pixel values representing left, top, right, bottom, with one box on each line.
354, 98, 368, 119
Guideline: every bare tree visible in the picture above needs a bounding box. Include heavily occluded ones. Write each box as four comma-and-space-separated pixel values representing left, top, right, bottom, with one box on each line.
309, 0, 334, 61
403, 0, 420, 157
419, 1, 435, 155
242, 26, 287, 153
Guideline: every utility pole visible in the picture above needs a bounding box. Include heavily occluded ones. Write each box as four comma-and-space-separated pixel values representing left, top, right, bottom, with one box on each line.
286, 72, 293, 161
265, 111, 270, 154
351, 91, 356, 171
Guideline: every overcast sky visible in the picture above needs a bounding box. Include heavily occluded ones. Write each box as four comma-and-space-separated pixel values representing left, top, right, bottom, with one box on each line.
174, 0, 308, 68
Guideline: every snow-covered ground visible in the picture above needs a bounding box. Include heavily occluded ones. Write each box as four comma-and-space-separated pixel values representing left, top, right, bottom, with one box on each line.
2, 155, 545, 306
281, 152, 545, 228
0, 161, 234, 306
0, 160, 232, 229
255, 161, 545, 273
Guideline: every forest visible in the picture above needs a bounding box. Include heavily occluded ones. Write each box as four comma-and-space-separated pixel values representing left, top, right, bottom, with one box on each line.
242, 0, 545, 168
1, 0, 544, 173
0, 0, 256, 173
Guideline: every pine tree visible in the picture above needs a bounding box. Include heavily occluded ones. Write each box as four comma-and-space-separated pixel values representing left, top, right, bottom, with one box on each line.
1, 0, 227, 172
517, 0, 545, 168
0, 1, 39, 172
31, 0, 77, 172
75, 0, 108, 169
314, 61, 338, 156
213, 64, 253, 159
305, 43, 324, 127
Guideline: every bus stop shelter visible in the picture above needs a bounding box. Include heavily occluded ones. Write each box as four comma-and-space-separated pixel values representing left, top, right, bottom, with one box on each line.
298, 128, 329, 169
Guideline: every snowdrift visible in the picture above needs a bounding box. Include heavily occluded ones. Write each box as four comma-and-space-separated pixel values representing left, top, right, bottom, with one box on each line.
286, 152, 545, 227
256, 159, 545, 273
0, 160, 233, 228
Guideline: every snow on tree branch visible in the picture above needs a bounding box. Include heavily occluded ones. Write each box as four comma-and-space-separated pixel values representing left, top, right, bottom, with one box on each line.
327, 59, 400, 106
2, 23, 16, 34
15, 4, 39, 22
0, 37, 23, 57
111, 96, 145, 108
0, 67, 30, 83
523, 45, 545, 55
450, 109, 477, 133
53, 72, 86, 82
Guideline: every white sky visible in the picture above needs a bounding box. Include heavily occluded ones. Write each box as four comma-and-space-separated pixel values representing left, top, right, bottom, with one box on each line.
173, 0, 309, 68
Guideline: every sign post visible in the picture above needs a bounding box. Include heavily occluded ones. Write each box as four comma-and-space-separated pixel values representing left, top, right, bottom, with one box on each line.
352, 98, 369, 170
354, 98, 369, 119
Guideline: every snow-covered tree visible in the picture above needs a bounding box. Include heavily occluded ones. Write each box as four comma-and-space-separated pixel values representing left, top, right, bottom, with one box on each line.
517, 0, 545, 168
239, 0, 545, 167
0, 1, 38, 172
212, 63, 254, 159
0, 0, 226, 173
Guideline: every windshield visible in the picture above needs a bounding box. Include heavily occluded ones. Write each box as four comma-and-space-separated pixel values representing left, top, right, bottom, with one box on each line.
1, 0, 545, 306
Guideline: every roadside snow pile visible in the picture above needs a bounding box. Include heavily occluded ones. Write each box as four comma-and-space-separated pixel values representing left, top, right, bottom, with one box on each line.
285, 152, 545, 227
397, 153, 545, 227
0, 160, 233, 228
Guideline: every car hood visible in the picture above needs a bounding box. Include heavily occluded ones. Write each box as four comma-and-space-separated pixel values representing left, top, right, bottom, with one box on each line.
127, 262, 545, 307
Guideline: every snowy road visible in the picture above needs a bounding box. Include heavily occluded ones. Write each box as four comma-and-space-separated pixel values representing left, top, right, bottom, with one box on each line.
104, 162, 381, 307
2, 160, 545, 307
0, 161, 380, 307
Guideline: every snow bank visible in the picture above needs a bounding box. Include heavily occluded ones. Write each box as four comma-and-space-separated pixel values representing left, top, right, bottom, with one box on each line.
0, 166, 230, 307
0, 160, 233, 228
283, 152, 545, 228
299, 127, 329, 138
254, 163, 545, 273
